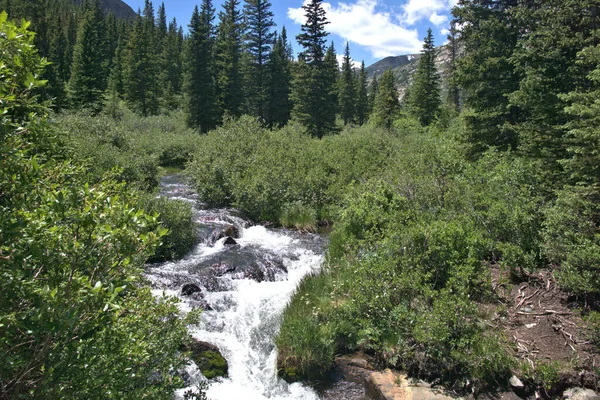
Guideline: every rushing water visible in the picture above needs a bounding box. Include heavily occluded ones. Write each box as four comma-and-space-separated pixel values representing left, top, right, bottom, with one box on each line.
145, 175, 331, 399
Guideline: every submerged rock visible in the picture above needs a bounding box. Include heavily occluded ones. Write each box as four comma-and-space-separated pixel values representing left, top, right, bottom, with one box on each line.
181, 283, 202, 296
183, 340, 228, 380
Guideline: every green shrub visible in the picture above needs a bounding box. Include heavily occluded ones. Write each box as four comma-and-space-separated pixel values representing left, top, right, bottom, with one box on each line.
543, 188, 600, 294
279, 201, 317, 231
142, 196, 199, 263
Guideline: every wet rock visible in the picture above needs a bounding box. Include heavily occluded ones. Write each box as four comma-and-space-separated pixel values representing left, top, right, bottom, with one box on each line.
208, 225, 240, 245
563, 388, 600, 400
223, 236, 237, 245
211, 262, 236, 277
334, 353, 375, 384
183, 339, 228, 380
181, 283, 202, 296
242, 263, 266, 282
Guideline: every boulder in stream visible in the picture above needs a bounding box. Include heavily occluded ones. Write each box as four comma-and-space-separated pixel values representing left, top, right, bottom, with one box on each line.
223, 236, 238, 245
209, 225, 241, 245
183, 339, 228, 380
181, 283, 202, 296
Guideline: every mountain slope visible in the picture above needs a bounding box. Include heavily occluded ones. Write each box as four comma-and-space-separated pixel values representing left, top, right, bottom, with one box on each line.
74, 0, 137, 20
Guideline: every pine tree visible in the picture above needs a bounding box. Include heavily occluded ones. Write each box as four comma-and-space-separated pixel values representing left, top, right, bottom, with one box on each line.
291, 0, 336, 138
265, 31, 292, 127
160, 18, 183, 109
446, 20, 460, 112
406, 28, 441, 126
215, 0, 244, 118
324, 41, 339, 120
356, 61, 368, 125
371, 69, 400, 130
243, 0, 275, 120
184, 2, 219, 132
68, 0, 107, 111
561, 44, 600, 188
123, 4, 159, 116
296, 0, 328, 64
368, 74, 378, 116
453, 0, 521, 154
339, 42, 357, 125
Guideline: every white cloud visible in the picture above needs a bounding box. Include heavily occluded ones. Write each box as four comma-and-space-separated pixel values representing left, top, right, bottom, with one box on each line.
429, 13, 448, 26
402, 0, 456, 26
336, 54, 359, 69
288, 0, 422, 58
440, 28, 450, 36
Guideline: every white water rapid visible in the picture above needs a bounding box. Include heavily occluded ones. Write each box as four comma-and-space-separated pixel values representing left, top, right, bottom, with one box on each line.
145, 175, 328, 400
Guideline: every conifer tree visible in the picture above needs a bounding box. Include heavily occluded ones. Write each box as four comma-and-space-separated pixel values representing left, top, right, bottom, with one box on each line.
446, 20, 460, 112
160, 18, 183, 109
124, 4, 159, 116
324, 41, 339, 120
356, 61, 368, 125
185, 2, 219, 132
68, 0, 107, 111
368, 74, 378, 116
215, 0, 244, 118
453, 0, 521, 153
291, 0, 335, 138
243, 0, 275, 120
372, 69, 400, 130
266, 31, 292, 127
339, 42, 357, 125
406, 28, 441, 126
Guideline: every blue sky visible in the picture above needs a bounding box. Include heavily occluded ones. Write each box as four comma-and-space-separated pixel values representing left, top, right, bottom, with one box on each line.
123, 0, 457, 67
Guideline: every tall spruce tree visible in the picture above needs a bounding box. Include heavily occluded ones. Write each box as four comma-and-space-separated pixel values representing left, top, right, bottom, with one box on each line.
215, 0, 244, 118
453, 0, 521, 154
368, 75, 378, 116
406, 28, 441, 126
124, 4, 159, 116
324, 41, 339, 120
291, 0, 335, 138
68, 0, 107, 110
243, 0, 275, 120
356, 61, 369, 125
371, 69, 400, 130
266, 31, 292, 127
185, 2, 219, 132
160, 18, 183, 109
339, 42, 357, 125
446, 20, 460, 112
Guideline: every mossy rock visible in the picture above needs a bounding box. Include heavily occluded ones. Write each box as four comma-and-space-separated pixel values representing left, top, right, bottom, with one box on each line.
184, 340, 229, 379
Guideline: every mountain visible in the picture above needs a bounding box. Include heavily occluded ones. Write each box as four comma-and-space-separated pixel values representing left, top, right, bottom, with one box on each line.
74, 0, 137, 20
365, 45, 453, 99
365, 54, 420, 79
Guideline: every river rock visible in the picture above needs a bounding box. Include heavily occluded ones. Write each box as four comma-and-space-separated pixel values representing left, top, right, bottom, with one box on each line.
183, 339, 228, 380
334, 353, 375, 383
208, 225, 241, 245
563, 388, 600, 400
223, 236, 238, 245
366, 369, 460, 400
181, 283, 202, 296
211, 262, 236, 277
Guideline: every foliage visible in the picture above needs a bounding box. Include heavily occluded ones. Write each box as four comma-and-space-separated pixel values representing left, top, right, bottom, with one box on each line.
339, 42, 357, 125
0, 14, 196, 398
54, 110, 200, 191
143, 196, 199, 263
371, 69, 400, 130
406, 28, 441, 126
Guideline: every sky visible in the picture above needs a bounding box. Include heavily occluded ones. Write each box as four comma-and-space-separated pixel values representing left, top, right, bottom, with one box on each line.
122, 0, 457, 67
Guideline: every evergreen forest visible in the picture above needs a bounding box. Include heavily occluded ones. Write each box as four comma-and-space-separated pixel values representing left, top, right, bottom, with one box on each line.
2, 0, 600, 398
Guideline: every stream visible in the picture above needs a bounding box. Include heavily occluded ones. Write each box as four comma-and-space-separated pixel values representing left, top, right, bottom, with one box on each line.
145, 175, 366, 400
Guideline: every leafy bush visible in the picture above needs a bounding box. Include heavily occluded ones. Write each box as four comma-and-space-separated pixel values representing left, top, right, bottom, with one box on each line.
543, 187, 600, 294
54, 110, 201, 190
142, 196, 199, 263
0, 14, 196, 398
